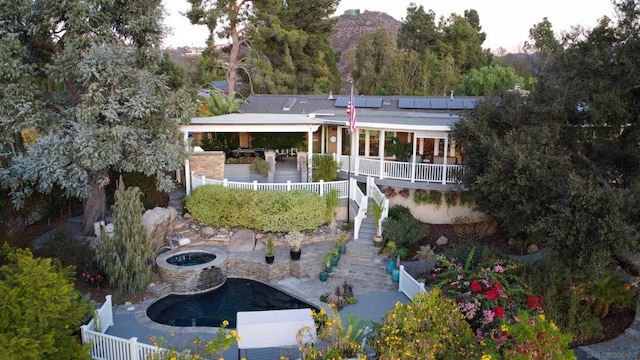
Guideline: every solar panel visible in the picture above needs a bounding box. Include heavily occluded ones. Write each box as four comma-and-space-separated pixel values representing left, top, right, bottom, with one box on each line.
414, 98, 431, 109
334, 97, 349, 107
282, 97, 297, 111
447, 99, 465, 110
430, 98, 448, 109
463, 99, 477, 109
398, 98, 415, 109
365, 98, 383, 108
354, 97, 367, 107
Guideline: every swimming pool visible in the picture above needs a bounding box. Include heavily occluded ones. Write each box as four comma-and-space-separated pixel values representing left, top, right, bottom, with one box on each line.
146, 278, 318, 328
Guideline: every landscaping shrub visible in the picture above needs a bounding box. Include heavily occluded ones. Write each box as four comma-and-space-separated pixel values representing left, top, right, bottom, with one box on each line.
185, 185, 326, 232
521, 257, 605, 343
312, 154, 339, 181
381, 205, 428, 248
373, 289, 482, 359
249, 158, 270, 177
430, 252, 577, 359
381, 216, 428, 248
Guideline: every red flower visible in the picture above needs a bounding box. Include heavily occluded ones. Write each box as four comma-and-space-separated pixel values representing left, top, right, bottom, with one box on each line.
485, 288, 499, 300
492, 281, 503, 291
527, 295, 542, 309
494, 306, 504, 318
471, 281, 482, 292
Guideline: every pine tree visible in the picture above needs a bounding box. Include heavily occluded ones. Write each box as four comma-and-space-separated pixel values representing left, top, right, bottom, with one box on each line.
96, 178, 153, 295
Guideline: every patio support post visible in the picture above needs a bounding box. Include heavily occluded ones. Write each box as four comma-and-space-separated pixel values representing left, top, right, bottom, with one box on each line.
321, 125, 326, 154
442, 136, 449, 184
184, 130, 192, 195
307, 127, 313, 182
411, 133, 418, 183
379, 130, 385, 179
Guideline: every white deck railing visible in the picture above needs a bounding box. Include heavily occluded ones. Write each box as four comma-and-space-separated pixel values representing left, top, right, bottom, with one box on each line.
335, 154, 464, 184
81, 296, 164, 360
398, 265, 427, 300
192, 174, 350, 198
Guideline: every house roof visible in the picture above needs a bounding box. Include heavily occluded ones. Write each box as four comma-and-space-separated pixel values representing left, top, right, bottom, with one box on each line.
239, 94, 479, 132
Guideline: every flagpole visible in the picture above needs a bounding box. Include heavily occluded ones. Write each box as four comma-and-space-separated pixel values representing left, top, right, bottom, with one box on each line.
347, 81, 352, 225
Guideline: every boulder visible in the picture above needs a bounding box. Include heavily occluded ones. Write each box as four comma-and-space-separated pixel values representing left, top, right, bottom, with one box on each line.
436, 235, 449, 246
227, 229, 260, 252
142, 207, 178, 251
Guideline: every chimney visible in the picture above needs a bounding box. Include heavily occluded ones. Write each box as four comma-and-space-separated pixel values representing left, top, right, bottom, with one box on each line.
450, 90, 454, 100
327, 91, 334, 100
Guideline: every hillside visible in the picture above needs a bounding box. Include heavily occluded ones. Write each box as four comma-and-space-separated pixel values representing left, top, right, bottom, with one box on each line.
331, 10, 402, 83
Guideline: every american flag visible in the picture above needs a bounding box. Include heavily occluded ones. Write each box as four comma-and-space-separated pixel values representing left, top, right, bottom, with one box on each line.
346, 83, 357, 133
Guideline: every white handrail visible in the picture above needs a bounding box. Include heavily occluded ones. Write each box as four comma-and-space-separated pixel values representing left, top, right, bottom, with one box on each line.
398, 265, 427, 300
351, 178, 368, 240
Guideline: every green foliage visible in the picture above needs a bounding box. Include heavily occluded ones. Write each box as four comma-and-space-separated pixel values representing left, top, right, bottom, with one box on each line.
96, 179, 153, 295
367, 200, 384, 235
249, 157, 270, 177
520, 257, 604, 344
384, 137, 412, 162
148, 320, 239, 360
0, 244, 91, 360
118, 172, 169, 210
579, 272, 636, 319
298, 306, 370, 360
196, 90, 244, 116
414, 189, 443, 207
34, 232, 94, 269
312, 154, 339, 181
490, 311, 576, 360
324, 189, 339, 223
381, 206, 429, 247
456, 65, 532, 96
264, 234, 275, 257
444, 190, 458, 206
0, 1, 193, 234
373, 289, 481, 359
185, 185, 326, 232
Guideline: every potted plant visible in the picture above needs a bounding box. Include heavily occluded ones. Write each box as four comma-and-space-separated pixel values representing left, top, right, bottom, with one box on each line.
391, 248, 408, 283
287, 231, 303, 261
384, 241, 397, 274
330, 249, 339, 267
323, 252, 334, 273
337, 233, 347, 254
369, 200, 384, 247
264, 234, 275, 264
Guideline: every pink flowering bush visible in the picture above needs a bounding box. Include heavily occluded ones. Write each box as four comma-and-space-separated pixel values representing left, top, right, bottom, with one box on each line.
430, 251, 544, 342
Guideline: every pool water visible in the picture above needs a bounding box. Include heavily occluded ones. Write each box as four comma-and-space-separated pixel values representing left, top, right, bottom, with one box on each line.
166, 252, 216, 266
146, 278, 318, 328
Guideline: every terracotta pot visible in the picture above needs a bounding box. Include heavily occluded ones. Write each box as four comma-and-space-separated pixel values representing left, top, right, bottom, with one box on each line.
373, 235, 384, 248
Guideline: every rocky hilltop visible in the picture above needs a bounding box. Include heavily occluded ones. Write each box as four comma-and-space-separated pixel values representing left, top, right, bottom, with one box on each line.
331, 10, 402, 83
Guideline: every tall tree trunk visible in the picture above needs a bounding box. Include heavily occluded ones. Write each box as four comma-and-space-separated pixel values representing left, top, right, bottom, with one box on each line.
82, 177, 107, 236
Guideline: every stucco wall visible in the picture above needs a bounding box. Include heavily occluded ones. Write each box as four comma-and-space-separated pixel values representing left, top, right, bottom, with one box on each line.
189, 151, 225, 180
387, 189, 484, 224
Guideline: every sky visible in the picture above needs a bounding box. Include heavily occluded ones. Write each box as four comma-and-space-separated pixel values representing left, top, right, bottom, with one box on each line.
162, 0, 616, 53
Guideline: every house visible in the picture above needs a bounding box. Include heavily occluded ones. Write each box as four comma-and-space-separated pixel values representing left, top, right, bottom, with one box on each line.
181, 93, 479, 191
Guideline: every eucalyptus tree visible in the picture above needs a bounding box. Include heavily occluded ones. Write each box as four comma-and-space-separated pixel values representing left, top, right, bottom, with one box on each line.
0, 0, 194, 235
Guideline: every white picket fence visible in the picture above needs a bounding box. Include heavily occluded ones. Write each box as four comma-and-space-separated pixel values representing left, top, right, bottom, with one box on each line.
192, 174, 350, 198
80, 296, 164, 360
